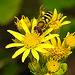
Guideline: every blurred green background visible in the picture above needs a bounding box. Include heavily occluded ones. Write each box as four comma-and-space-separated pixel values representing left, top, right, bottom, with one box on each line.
0, 0, 75, 75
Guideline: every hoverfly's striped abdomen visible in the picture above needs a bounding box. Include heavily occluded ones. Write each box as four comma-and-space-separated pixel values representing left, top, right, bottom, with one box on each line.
37, 11, 53, 28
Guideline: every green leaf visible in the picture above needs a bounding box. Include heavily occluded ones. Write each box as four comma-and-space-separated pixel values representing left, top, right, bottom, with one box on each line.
0, 0, 22, 25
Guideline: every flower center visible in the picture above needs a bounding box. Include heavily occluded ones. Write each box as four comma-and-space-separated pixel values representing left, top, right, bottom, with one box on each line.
49, 21, 61, 30
46, 58, 60, 72
51, 46, 68, 60
23, 33, 41, 49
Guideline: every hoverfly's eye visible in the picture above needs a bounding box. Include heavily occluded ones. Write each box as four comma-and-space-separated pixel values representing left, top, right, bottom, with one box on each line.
34, 26, 42, 33
34, 26, 38, 30
37, 27, 42, 33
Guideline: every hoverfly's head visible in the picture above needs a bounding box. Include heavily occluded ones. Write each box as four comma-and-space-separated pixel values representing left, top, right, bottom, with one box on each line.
34, 26, 42, 33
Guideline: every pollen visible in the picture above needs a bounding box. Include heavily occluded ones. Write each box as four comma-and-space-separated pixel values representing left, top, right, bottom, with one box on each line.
22, 33, 41, 49
50, 46, 71, 60
46, 58, 60, 72
49, 20, 61, 30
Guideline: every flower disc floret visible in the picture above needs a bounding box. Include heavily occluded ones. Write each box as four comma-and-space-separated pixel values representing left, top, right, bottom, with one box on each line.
51, 46, 69, 60
23, 33, 41, 49
50, 37, 72, 60
46, 58, 60, 72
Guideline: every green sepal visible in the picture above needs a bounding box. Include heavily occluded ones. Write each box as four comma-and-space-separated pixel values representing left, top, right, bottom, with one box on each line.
59, 55, 68, 63
53, 63, 67, 75
28, 60, 41, 74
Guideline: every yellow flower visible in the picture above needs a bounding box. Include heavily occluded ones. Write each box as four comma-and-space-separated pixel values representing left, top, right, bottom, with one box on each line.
64, 32, 75, 48
46, 58, 60, 72
5, 17, 59, 63
40, 35, 60, 58
49, 9, 71, 30
50, 37, 72, 60
40, 41, 51, 57
14, 15, 31, 30
41, 49, 51, 57
44, 73, 52, 75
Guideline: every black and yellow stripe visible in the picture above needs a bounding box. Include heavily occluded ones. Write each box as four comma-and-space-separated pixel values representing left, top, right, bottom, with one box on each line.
37, 11, 53, 28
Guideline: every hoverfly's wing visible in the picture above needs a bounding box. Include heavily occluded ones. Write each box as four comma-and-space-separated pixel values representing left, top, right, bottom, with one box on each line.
38, 5, 46, 19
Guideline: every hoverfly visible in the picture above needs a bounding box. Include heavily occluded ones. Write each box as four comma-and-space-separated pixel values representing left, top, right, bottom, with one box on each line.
34, 5, 53, 33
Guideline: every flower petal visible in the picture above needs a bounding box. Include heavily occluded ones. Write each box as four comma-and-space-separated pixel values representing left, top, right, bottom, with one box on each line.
52, 8, 57, 21
7, 30, 24, 41
60, 16, 67, 22
61, 21, 71, 25
57, 13, 62, 20
31, 49, 39, 62
40, 28, 53, 38
31, 18, 37, 33
35, 47, 48, 53
12, 47, 26, 58
41, 34, 59, 42
62, 40, 65, 47
66, 32, 70, 37
56, 37, 61, 46
5, 43, 24, 48
51, 38, 56, 46
22, 49, 30, 62
39, 44, 55, 48
21, 19, 30, 34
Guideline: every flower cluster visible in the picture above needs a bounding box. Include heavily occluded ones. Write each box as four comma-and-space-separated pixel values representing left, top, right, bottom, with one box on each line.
5, 6, 75, 75
49, 9, 71, 30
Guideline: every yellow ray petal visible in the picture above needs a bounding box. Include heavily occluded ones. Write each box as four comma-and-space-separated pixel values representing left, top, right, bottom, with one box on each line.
56, 37, 61, 46
61, 21, 71, 25
12, 47, 26, 58
40, 28, 53, 38
41, 34, 59, 42
21, 15, 25, 19
31, 49, 39, 62
60, 16, 67, 22
35, 47, 48, 53
62, 40, 65, 47
5, 43, 24, 48
57, 13, 61, 20
66, 32, 70, 37
68, 46, 71, 50
31, 18, 37, 33
39, 44, 55, 48
52, 8, 57, 21
21, 19, 30, 34
22, 49, 30, 62
7, 30, 24, 41
51, 38, 56, 46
